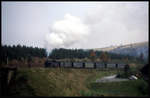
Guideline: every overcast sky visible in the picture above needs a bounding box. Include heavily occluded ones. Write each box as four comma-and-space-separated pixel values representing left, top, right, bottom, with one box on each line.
2, 1, 148, 51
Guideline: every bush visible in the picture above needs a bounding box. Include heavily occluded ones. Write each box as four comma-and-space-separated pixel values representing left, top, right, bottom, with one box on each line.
116, 71, 131, 78
117, 66, 141, 78
80, 90, 92, 96
138, 79, 149, 95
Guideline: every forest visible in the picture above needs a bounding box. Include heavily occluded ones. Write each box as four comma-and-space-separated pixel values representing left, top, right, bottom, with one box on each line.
1, 44, 143, 65
1, 44, 47, 64
49, 48, 141, 61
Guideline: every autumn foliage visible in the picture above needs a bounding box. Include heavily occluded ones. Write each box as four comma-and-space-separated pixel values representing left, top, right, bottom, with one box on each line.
100, 52, 109, 63
90, 51, 96, 62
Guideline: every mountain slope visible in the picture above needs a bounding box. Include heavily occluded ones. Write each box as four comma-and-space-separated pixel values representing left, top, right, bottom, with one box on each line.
93, 41, 148, 60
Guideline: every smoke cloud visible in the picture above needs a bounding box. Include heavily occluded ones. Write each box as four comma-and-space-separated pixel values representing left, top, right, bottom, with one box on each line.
83, 2, 148, 48
45, 13, 89, 53
44, 2, 148, 55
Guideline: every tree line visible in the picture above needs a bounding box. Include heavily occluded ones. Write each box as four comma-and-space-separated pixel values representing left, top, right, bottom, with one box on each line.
1, 45, 142, 65
1, 44, 47, 64
49, 48, 136, 62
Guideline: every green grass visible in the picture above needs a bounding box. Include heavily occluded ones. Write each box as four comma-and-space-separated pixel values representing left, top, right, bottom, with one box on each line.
85, 79, 148, 96
8, 67, 148, 96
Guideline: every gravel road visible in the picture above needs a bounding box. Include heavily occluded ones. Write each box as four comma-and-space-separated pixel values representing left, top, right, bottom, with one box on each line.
95, 74, 129, 83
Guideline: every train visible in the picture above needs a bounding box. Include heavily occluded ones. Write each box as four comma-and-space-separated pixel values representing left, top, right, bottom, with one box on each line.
44, 59, 126, 69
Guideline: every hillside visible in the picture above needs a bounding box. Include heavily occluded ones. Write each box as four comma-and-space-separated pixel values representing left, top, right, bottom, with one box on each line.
93, 41, 148, 60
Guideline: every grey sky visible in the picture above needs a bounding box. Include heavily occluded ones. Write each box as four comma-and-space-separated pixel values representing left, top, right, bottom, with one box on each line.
2, 2, 149, 50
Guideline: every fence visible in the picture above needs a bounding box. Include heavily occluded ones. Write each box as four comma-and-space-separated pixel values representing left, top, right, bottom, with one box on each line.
0, 67, 17, 96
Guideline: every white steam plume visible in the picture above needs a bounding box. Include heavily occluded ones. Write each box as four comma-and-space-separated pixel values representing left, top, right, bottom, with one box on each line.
45, 14, 89, 55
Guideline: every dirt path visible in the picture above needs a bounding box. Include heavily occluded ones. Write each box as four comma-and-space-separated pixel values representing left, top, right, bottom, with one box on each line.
95, 74, 129, 83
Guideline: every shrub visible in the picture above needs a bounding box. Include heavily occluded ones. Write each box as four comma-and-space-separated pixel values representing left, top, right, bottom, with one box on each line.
117, 66, 141, 78
138, 79, 149, 95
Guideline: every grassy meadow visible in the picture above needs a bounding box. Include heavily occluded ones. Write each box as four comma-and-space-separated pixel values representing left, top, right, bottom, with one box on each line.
7, 67, 148, 96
